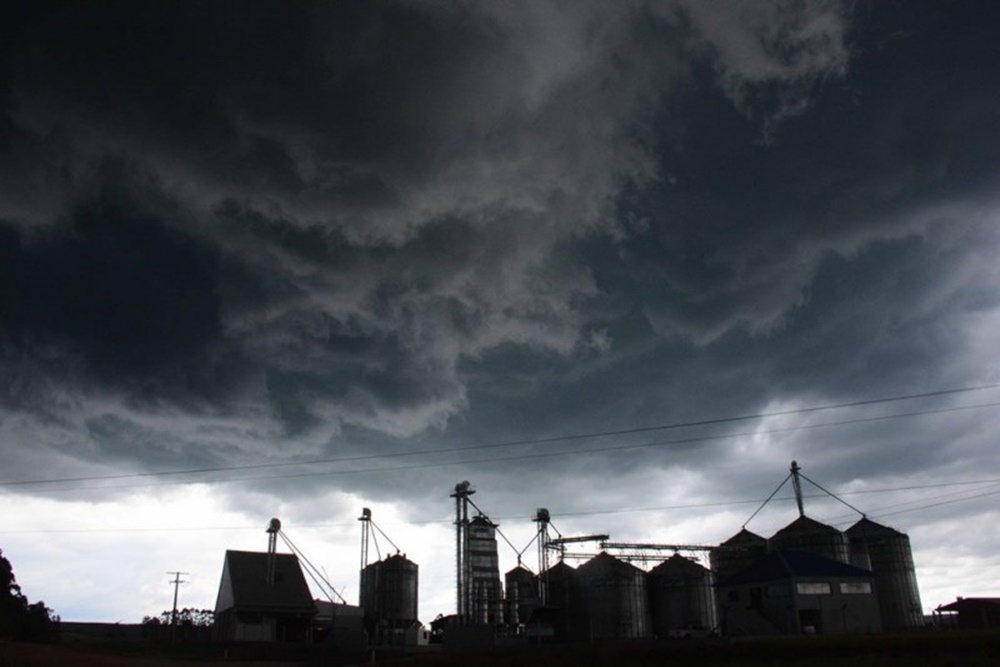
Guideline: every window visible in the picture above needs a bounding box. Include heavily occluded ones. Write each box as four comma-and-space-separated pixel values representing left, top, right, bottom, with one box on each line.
795, 582, 831, 595
839, 582, 872, 594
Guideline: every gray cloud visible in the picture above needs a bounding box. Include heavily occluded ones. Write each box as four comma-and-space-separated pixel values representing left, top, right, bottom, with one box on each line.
2, 5, 1000, 621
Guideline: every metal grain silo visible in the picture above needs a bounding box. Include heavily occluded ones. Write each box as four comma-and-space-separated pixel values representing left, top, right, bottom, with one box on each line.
710, 528, 768, 580
846, 517, 923, 629
575, 553, 651, 640
542, 560, 579, 640
505, 565, 540, 627
361, 554, 419, 630
648, 554, 717, 637
467, 515, 503, 624
768, 516, 850, 564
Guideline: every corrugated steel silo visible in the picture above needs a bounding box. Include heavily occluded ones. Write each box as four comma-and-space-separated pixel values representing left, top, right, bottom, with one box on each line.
648, 554, 717, 637
543, 560, 579, 639
505, 565, 539, 626
468, 515, 503, 624
575, 553, 651, 640
361, 553, 419, 628
544, 560, 577, 610
768, 516, 850, 564
710, 528, 768, 580
846, 517, 923, 629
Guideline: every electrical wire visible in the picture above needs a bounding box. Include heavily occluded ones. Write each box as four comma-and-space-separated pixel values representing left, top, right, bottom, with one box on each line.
6, 400, 1000, 495
2, 385, 997, 489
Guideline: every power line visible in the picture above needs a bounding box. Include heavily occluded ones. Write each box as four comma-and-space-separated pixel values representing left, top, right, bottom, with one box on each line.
827, 482, 1000, 525
2, 384, 997, 489
10, 400, 1000, 494
871, 488, 1000, 519
4, 477, 1000, 534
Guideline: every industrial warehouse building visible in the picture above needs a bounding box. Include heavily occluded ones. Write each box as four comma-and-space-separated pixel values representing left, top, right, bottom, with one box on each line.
707, 515, 922, 636
935, 597, 1000, 629
716, 550, 881, 636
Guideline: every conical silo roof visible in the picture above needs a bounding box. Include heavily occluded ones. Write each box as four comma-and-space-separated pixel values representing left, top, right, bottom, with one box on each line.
720, 528, 767, 548
577, 552, 644, 578
505, 564, 535, 582
380, 553, 418, 569
711, 528, 768, 579
846, 517, 905, 539
770, 515, 842, 540
546, 560, 577, 577
650, 553, 710, 577
769, 515, 849, 564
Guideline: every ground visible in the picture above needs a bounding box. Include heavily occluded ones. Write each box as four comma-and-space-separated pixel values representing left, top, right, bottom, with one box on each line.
2, 632, 998, 666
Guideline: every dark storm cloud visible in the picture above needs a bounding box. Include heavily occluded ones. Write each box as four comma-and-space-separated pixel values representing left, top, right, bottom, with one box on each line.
3, 0, 998, 514
603, 0, 1000, 343
1, 163, 220, 376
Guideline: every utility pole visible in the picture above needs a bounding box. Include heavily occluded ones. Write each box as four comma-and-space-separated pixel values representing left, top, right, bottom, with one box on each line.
167, 571, 189, 644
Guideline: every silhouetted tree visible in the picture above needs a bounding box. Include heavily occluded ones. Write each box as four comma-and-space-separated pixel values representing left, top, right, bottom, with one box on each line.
0, 549, 59, 642
142, 607, 214, 627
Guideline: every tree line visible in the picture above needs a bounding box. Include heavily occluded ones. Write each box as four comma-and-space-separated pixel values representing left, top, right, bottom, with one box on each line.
141, 608, 214, 626
1, 548, 59, 642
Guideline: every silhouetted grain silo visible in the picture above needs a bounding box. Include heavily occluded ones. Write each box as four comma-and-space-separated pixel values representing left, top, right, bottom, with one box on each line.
468, 515, 504, 625
575, 553, 651, 640
648, 554, 717, 637
504, 565, 539, 627
361, 553, 419, 641
846, 517, 923, 629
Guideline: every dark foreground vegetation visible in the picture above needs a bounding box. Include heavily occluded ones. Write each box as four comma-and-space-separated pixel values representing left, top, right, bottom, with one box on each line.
402, 632, 1000, 667
2, 632, 999, 667
0, 550, 59, 644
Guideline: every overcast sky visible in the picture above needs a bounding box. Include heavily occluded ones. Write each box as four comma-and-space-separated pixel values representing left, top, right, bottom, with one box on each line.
2, 0, 1000, 624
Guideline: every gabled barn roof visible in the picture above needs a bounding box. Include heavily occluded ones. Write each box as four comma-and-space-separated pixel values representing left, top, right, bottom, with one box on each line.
716, 550, 873, 587
215, 550, 316, 615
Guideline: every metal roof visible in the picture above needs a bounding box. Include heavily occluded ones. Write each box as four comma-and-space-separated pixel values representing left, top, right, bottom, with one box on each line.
770, 515, 844, 540
576, 552, 645, 578
649, 553, 710, 576
505, 564, 535, 579
719, 528, 767, 546
716, 550, 874, 588
217, 550, 316, 614
845, 517, 906, 539
937, 597, 1000, 612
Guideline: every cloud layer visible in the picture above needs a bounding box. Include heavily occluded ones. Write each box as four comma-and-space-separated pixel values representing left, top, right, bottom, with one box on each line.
2, 0, 1000, 622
